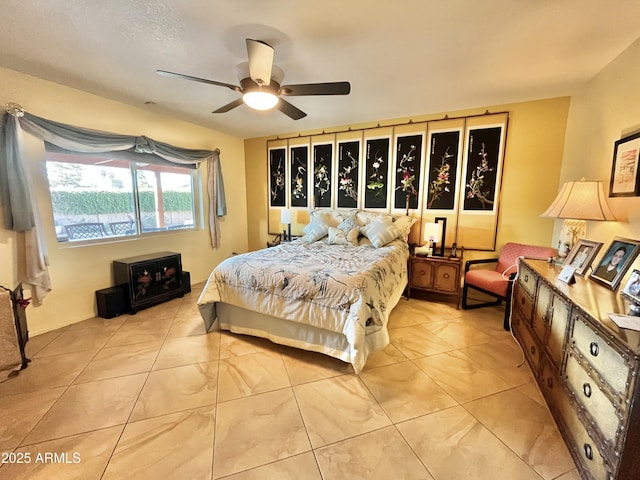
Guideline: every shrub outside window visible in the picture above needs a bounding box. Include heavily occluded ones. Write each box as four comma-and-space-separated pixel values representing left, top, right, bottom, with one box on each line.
45, 151, 196, 242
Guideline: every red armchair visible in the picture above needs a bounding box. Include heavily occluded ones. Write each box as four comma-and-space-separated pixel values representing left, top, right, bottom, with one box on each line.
462, 242, 557, 330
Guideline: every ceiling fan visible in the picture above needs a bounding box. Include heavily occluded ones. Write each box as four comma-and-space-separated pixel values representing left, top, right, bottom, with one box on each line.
157, 39, 351, 120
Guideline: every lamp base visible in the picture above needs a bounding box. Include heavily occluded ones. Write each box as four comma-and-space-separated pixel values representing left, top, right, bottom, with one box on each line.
557, 219, 586, 258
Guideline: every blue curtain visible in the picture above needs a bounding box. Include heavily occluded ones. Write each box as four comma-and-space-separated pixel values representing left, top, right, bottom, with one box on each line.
0, 107, 227, 304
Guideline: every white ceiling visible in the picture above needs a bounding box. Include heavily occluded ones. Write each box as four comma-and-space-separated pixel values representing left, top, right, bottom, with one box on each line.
2, 0, 640, 139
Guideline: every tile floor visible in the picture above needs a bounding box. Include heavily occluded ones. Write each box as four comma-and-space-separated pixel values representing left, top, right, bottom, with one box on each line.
0, 287, 580, 480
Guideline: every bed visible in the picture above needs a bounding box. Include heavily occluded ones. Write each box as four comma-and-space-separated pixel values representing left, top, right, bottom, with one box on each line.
197, 210, 414, 373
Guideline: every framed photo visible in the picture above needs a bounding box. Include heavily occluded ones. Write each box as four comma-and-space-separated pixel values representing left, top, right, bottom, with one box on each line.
621, 269, 640, 311
590, 237, 640, 290
564, 239, 603, 276
609, 131, 640, 197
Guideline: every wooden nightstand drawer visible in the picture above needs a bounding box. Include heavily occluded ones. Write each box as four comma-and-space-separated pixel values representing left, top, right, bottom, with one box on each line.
408, 255, 461, 302
410, 259, 434, 289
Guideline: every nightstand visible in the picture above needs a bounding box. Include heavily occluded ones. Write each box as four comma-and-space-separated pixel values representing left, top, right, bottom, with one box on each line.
408, 255, 462, 306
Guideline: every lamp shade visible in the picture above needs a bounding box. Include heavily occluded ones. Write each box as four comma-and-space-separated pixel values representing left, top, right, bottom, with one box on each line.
541, 179, 616, 221
423, 222, 442, 242
280, 209, 292, 224
243, 91, 279, 110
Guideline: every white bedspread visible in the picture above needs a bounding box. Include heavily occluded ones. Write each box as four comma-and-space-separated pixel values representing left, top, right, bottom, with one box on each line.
197, 238, 409, 371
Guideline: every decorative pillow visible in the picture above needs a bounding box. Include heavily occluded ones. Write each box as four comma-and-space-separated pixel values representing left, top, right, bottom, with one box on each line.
356, 211, 390, 226
337, 214, 361, 232
393, 215, 418, 241
360, 217, 402, 248
327, 226, 359, 246
303, 215, 330, 242
308, 209, 345, 227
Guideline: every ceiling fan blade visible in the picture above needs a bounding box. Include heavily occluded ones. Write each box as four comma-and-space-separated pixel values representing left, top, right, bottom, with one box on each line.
280, 82, 351, 96
212, 98, 244, 113
277, 98, 307, 120
246, 39, 274, 86
156, 70, 240, 91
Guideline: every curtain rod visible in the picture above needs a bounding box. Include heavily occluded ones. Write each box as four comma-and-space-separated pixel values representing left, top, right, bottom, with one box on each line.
268, 109, 510, 141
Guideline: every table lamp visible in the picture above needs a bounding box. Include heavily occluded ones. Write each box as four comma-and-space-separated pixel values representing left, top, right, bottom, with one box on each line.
541, 179, 616, 257
281, 209, 292, 241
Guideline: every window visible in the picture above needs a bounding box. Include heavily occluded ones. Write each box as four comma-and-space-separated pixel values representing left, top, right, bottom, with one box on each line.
44, 150, 197, 242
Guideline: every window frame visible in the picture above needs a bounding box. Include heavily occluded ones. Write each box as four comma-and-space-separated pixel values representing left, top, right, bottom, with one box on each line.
44, 149, 201, 245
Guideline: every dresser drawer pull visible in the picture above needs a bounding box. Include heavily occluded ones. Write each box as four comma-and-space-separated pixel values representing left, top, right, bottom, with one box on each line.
589, 342, 599, 357
443, 273, 450, 279
583, 443, 593, 461
520, 297, 525, 306
546, 377, 553, 389
524, 274, 529, 282
530, 345, 536, 356
583, 383, 592, 398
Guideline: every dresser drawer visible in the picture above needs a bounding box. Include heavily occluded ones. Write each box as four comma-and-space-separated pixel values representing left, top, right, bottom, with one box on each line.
514, 318, 542, 376
514, 283, 535, 320
518, 263, 537, 298
571, 315, 631, 400
565, 352, 622, 451
541, 359, 613, 480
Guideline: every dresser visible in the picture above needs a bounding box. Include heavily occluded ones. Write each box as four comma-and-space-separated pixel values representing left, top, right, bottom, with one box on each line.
113, 251, 183, 313
512, 260, 640, 480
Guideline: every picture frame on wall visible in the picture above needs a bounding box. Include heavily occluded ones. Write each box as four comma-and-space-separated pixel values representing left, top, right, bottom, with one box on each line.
461, 125, 505, 213
563, 238, 603, 276
609, 131, 640, 197
336, 139, 361, 208
290, 144, 309, 208
621, 269, 640, 315
364, 136, 391, 209
268, 147, 287, 207
312, 143, 333, 208
392, 133, 423, 211
425, 128, 462, 211
590, 237, 640, 290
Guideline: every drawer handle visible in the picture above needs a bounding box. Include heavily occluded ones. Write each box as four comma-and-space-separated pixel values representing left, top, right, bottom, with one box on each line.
589, 342, 599, 357
547, 377, 553, 389
524, 274, 529, 282
530, 345, 536, 355
583, 443, 593, 461
520, 297, 525, 306
443, 273, 450, 279
583, 383, 592, 398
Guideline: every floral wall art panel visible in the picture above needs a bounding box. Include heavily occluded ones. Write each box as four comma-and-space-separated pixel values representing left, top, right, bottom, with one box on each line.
392, 130, 424, 213
456, 113, 508, 250
364, 132, 392, 210
336, 136, 362, 209
290, 141, 310, 208
425, 127, 462, 211
267, 140, 289, 234
312, 141, 334, 208
268, 146, 287, 208
423, 122, 464, 248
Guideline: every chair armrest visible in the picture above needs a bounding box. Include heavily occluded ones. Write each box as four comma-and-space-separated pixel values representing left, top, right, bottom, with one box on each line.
464, 257, 498, 273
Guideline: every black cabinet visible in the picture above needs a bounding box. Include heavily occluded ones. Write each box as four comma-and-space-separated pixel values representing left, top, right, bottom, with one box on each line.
113, 251, 183, 313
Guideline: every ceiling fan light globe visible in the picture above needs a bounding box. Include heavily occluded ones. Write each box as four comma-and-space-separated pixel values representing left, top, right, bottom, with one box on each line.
243, 91, 279, 110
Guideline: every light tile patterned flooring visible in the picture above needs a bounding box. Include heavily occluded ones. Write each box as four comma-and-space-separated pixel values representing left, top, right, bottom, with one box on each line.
0, 287, 580, 480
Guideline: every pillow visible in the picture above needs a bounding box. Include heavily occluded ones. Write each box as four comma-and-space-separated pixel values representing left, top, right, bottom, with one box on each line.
308, 209, 345, 227
327, 226, 359, 246
393, 215, 418, 241
337, 214, 361, 232
360, 217, 403, 248
356, 211, 390, 226
303, 215, 331, 242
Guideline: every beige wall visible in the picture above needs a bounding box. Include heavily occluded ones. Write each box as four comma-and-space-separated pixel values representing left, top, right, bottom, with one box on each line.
559, 37, 640, 246
244, 97, 571, 260
0, 67, 247, 334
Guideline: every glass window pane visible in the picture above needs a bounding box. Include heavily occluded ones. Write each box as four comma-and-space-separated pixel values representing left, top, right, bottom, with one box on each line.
136, 164, 195, 233
45, 155, 136, 242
